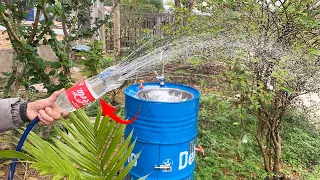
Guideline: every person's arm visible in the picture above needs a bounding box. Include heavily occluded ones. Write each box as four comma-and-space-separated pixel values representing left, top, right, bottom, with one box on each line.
0, 89, 68, 132
0, 98, 26, 132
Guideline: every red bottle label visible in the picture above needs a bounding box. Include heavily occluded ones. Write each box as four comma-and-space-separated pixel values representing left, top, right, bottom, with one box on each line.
65, 81, 95, 109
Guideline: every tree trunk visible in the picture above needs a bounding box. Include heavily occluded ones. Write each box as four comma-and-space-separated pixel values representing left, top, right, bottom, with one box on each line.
256, 110, 271, 174
10, 61, 25, 97
272, 132, 282, 173
113, 0, 121, 65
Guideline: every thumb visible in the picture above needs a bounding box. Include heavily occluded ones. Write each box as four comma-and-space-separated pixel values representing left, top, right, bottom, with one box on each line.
47, 88, 65, 104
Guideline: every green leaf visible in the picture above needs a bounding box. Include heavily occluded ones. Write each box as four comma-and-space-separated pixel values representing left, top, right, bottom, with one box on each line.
93, 107, 102, 134
103, 130, 134, 173
137, 173, 151, 180
240, 113, 246, 120
101, 124, 126, 169
52, 139, 100, 174
0, 3, 5, 13
0, 150, 35, 161
54, 0, 63, 15
114, 152, 140, 180
51, 62, 62, 69
97, 117, 116, 153
55, 127, 97, 163
52, 174, 66, 180
249, 105, 255, 110
0, 104, 137, 179
63, 115, 97, 154
310, 48, 320, 56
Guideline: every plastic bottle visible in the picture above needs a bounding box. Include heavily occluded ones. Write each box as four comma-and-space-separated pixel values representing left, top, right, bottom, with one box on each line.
55, 66, 124, 112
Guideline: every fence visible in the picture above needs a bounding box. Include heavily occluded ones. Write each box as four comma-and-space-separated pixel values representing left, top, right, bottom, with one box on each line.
105, 12, 174, 50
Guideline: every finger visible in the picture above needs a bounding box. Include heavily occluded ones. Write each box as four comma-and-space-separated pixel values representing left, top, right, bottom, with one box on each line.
61, 112, 70, 118
28, 88, 65, 111
39, 110, 55, 124
47, 88, 65, 104
38, 113, 51, 125
38, 121, 50, 126
44, 107, 61, 120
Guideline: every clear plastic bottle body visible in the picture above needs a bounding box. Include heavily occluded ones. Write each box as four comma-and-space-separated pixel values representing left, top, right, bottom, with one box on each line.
55, 91, 77, 112
55, 66, 123, 112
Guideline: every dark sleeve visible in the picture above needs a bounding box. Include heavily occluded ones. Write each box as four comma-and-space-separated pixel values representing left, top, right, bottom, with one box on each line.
0, 98, 26, 132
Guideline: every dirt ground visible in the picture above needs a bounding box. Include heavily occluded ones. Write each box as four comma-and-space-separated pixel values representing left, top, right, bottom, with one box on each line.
0, 162, 52, 180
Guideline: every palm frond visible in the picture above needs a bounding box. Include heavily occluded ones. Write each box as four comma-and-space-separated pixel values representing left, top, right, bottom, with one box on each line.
0, 150, 35, 161
0, 106, 138, 179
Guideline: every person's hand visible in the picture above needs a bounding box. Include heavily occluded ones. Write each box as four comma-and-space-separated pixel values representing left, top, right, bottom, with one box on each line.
26, 89, 69, 125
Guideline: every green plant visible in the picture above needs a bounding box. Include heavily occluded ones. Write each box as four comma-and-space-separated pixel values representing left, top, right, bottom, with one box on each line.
0, 107, 139, 179
122, 0, 164, 13
76, 40, 113, 78
196, 94, 267, 179
0, 0, 112, 97
196, 94, 320, 179
281, 110, 320, 169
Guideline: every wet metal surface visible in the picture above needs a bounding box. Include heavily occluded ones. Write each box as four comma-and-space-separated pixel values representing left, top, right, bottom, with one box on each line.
137, 88, 193, 102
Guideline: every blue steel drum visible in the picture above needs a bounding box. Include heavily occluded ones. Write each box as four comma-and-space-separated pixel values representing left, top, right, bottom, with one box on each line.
124, 82, 200, 180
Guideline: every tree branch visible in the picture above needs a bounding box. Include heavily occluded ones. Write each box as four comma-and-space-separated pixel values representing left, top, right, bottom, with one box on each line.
60, 0, 68, 38
28, 7, 41, 43
252, 111, 272, 130
256, 134, 271, 173
271, 92, 280, 130
6, 28, 19, 53
259, 100, 272, 120
0, 12, 21, 44
41, 1, 63, 61
61, 18, 68, 38
3, 0, 11, 9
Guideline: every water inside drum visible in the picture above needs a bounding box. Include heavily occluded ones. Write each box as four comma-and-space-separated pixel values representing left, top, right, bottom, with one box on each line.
137, 88, 193, 102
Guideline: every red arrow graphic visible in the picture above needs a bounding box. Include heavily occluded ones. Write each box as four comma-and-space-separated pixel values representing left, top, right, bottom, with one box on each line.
100, 99, 139, 124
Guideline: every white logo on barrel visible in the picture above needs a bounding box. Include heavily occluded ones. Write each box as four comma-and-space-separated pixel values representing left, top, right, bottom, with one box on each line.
161, 159, 173, 172
179, 145, 196, 170
127, 153, 137, 167
127, 145, 196, 171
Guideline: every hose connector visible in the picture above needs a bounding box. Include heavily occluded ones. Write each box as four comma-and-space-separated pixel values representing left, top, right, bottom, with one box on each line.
138, 80, 144, 89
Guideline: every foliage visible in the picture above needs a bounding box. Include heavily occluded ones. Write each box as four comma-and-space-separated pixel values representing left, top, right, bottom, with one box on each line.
221, 46, 319, 173
162, 8, 216, 38
0, 0, 112, 98
0, 107, 138, 179
121, 0, 164, 13
195, 94, 267, 179
195, 0, 319, 46
195, 93, 320, 179
281, 110, 320, 169
75, 40, 113, 78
